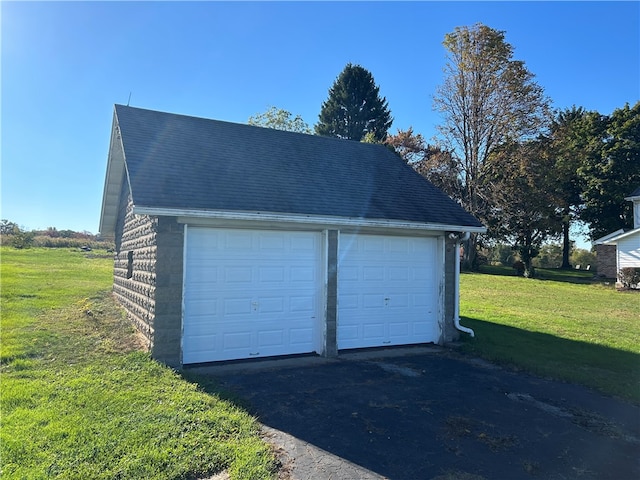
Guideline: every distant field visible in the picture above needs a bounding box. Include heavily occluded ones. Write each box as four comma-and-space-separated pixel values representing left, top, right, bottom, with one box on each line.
0, 247, 275, 480
459, 266, 640, 404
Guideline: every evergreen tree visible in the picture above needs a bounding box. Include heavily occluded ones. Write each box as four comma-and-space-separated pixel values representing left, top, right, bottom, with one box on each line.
315, 63, 392, 141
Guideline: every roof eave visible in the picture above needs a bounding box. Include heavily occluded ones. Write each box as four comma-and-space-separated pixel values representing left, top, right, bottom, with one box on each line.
98, 110, 128, 238
133, 206, 487, 234
601, 227, 640, 244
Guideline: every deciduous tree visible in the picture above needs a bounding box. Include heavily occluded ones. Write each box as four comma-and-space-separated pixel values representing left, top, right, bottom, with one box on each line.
433, 23, 551, 268
248, 106, 312, 134
484, 138, 561, 277
548, 106, 591, 268
578, 102, 640, 240
385, 128, 463, 200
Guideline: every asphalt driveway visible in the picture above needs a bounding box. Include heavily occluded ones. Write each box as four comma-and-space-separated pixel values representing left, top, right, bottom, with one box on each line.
189, 346, 639, 480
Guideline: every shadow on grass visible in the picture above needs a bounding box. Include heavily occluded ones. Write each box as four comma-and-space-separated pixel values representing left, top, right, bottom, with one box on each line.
472, 265, 605, 285
460, 316, 640, 404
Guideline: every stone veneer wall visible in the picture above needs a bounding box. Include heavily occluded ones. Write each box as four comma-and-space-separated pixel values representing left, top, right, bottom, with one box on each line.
113, 195, 184, 366
113, 196, 157, 349
595, 244, 617, 279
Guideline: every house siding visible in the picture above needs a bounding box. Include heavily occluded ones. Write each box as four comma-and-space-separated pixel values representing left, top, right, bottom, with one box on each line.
617, 233, 640, 271
596, 244, 617, 279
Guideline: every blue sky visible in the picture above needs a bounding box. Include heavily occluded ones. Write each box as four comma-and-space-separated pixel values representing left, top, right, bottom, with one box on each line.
2, 1, 639, 246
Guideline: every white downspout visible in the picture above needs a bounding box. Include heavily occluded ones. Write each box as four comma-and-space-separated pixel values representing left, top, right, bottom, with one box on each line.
451, 232, 475, 337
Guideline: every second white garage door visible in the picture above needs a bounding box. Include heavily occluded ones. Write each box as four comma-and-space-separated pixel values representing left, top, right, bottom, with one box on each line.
338, 233, 441, 350
182, 227, 322, 364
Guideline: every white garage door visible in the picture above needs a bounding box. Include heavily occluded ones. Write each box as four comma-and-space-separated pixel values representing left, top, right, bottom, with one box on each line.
182, 227, 322, 364
338, 233, 440, 350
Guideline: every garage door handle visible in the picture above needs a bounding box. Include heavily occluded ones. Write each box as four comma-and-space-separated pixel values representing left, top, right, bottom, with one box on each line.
249, 352, 260, 356
383, 341, 391, 344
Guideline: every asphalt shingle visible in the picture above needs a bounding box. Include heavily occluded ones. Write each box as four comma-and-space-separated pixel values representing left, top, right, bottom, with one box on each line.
114, 104, 484, 229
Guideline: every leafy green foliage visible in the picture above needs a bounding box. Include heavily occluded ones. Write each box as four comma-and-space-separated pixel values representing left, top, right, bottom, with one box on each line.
484, 138, 561, 277
248, 106, 312, 134
315, 63, 392, 142
548, 106, 592, 267
577, 102, 640, 239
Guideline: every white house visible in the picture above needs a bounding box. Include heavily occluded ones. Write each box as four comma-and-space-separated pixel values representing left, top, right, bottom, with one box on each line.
594, 187, 640, 288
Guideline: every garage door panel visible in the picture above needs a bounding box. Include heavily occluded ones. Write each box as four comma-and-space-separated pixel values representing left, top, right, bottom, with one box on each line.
183, 227, 321, 364
185, 299, 218, 316
223, 332, 253, 350
290, 266, 316, 282
289, 295, 316, 312
258, 330, 284, 347
363, 294, 384, 308
184, 334, 218, 353
259, 234, 285, 250
387, 294, 409, 308
389, 322, 409, 337
338, 233, 440, 350
259, 266, 285, 282
254, 297, 283, 314
363, 323, 385, 341
289, 328, 314, 345
363, 266, 384, 281
222, 297, 253, 315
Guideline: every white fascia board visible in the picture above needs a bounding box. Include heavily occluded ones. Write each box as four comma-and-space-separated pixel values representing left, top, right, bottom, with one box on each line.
99, 113, 126, 237
132, 206, 487, 234
601, 228, 640, 244
624, 195, 640, 202
593, 229, 625, 245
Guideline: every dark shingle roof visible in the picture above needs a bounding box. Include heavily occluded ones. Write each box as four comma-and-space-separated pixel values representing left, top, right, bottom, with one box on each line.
629, 186, 640, 197
113, 105, 483, 229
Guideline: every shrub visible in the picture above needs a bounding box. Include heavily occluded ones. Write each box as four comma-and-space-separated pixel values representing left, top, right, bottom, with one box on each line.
10, 230, 35, 249
619, 267, 640, 289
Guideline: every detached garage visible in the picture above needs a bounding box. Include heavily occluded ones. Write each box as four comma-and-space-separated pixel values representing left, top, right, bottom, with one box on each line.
99, 105, 485, 367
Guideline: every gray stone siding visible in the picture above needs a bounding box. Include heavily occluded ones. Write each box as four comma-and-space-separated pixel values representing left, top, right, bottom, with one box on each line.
112, 195, 184, 367
595, 244, 617, 279
113, 196, 157, 348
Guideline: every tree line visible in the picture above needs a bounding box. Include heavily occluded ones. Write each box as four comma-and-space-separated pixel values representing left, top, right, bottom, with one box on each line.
0, 221, 113, 250
249, 23, 640, 277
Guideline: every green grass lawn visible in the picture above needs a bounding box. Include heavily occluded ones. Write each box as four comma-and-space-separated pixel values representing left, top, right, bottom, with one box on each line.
2, 249, 638, 479
0, 247, 276, 480
459, 266, 640, 404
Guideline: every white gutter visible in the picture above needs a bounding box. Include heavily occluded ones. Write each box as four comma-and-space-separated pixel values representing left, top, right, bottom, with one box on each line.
450, 231, 475, 337
133, 206, 487, 234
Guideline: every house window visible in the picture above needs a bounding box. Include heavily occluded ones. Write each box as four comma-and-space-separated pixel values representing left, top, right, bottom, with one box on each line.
127, 251, 133, 279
